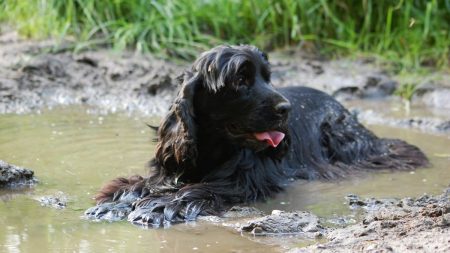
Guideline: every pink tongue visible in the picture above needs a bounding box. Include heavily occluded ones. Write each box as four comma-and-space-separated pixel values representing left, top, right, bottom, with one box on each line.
254, 131, 285, 148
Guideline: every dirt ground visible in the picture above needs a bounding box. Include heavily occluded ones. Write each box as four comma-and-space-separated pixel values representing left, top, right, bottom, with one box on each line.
2, 29, 449, 116
0, 30, 182, 115
1, 29, 449, 252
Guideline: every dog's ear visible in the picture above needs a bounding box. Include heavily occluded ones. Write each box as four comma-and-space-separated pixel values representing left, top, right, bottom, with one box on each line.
155, 72, 201, 173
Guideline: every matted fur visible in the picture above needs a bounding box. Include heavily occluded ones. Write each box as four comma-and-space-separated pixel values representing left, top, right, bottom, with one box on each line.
85, 45, 428, 226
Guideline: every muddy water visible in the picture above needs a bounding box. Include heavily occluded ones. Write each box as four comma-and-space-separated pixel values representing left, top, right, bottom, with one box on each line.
257, 125, 450, 218
0, 106, 449, 253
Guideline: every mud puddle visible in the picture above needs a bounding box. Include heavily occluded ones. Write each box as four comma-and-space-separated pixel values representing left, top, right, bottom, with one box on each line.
0, 105, 449, 252
0, 107, 280, 252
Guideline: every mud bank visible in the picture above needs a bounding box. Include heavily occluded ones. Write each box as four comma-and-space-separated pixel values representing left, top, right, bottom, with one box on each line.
1, 32, 395, 114
355, 109, 450, 133
0, 31, 182, 115
286, 188, 450, 252
218, 189, 450, 252
2, 31, 449, 129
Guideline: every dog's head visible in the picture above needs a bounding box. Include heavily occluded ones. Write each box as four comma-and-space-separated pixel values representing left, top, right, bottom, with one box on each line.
156, 45, 291, 171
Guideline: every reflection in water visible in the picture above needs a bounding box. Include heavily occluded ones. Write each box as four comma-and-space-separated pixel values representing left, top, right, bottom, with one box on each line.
5, 226, 20, 253
0, 106, 448, 252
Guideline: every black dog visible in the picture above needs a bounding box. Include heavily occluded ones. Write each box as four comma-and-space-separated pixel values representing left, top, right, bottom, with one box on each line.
85, 45, 428, 226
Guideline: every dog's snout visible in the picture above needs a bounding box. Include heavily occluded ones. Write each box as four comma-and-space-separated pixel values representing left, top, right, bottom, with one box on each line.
275, 101, 291, 115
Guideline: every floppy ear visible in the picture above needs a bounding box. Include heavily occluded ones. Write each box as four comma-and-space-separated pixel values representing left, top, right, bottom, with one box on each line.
155, 72, 201, 172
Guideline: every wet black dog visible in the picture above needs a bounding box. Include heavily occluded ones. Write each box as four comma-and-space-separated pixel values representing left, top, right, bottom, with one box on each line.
85, 45, 428, 226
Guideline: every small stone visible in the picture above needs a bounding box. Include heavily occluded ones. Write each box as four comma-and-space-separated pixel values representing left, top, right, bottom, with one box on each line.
0, 160, 37, 187
240, 211, 323, 236
38, 192, 68, 209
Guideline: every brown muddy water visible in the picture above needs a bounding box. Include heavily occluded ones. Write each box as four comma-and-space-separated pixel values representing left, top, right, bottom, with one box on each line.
0, 106, 449, 253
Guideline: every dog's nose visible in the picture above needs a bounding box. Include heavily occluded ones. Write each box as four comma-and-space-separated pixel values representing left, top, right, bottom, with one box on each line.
275, 101, 291, 115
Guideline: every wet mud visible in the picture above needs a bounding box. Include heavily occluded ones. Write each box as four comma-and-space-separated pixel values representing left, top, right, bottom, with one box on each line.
292, 188, 450, 252
0, 30, 181, 115
195, 186, 450, 252
239, 210, 324, 237
37, 191, 68, 209
355, 109, 450, 133
0, 160, 36, 187
2, 30, 449, 132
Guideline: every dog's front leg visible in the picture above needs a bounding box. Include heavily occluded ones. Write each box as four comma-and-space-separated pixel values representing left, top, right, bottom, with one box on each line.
128, 182, 231, 227
84, 189, 140, 221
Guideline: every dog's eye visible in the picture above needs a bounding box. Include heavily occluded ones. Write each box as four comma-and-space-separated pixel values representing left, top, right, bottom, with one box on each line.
237, 76, 248, 86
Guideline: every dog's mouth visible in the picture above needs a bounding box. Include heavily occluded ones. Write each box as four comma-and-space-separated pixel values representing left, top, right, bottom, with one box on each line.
226, 123, 287, 149
253, 131, 285, 148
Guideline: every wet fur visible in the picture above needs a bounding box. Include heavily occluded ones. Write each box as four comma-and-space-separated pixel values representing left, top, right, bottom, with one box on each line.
85, 45, 428, 226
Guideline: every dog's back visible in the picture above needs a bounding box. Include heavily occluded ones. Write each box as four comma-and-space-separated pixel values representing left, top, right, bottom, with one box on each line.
279, 86, 428, 180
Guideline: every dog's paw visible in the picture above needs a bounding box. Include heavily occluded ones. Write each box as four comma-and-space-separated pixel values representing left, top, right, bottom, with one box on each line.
126, 195, 188, 227
128, 207, 167, 227
84, 202, 132, 222
126, 195, 217, 227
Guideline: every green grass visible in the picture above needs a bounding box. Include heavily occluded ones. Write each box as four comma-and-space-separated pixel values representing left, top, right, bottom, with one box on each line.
395, 82, 418, 101
394, 82, 418, 113
0, 0, 449, 66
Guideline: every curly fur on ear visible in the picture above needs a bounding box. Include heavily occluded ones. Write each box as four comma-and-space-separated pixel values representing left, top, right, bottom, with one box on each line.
155, 71, 201, 174
192, 45, 268, 93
